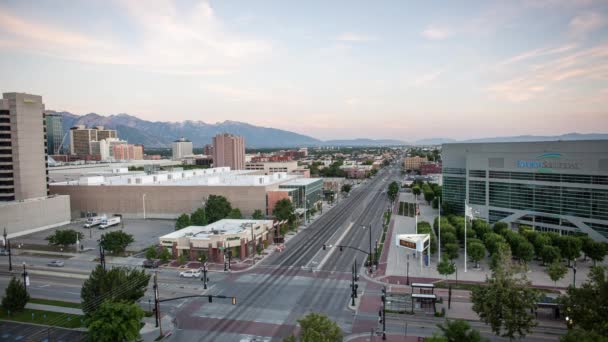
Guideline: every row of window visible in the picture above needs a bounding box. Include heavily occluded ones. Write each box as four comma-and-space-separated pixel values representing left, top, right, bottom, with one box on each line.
488, 170, 608, 185
443, 167, 466, 175
443, 176, 466, 212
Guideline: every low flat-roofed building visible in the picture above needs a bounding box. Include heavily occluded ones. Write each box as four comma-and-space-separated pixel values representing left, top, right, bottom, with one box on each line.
159, 219, 274, 262
50, 167, 300, 219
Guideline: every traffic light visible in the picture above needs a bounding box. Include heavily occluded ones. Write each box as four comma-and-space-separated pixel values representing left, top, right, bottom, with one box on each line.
339, 246, 343, 252
322, 244, 326, 250
208, 296, 213, 303
232, 297, 237, 305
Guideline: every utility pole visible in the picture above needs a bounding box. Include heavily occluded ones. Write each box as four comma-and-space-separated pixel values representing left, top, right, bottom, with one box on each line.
99, 245, 106, 271
153, 271, 163, 337
251, 223, 255, 264
202, 262, 208, 290
4, 228, 12, 272
406, 254, 410, 285
380, 286, 386, 340
22, 262, 28, 296
368, 224, 373, 274
350, 261, 358, 306
438, 196, 441, 263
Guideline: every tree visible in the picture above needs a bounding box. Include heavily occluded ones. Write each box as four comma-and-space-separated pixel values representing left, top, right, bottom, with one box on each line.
252, 209, 264, 219
468, 242, 486, 269
445, 243, 459, 261
531, 233, 552, 259
493, 222, 509, 235
484, 233, 507, 255
387, 181, 399, 203
86, 301, 145, 342
472, 219, 491, 241
1, 277, 29, 313
437, 319, 489, 342
424, 188, 435, 204
412, 185, 421, 196
81, 265, 150, 317
190, 208, 208, 226
558, 236, 582, 267
227, 208, 243, 219
159, 246, 172, 263
586, 241, 607, 266
546, 261, 567, 290
560, 328, 608, 342
100, 231, 134, 255
513, 240, 535, 267
145, 246, 157, 260
540, 245, 561, 266
175, 213, 191, 231
285, 313, 342, 342
46, 229, 84, 248
205, 194, 233, 223
341, 184, 352, 194
558, 266, 608, 336
471, 246, 539, 340
441, 232, 457, 246
273, 198, 295, 224
437, 257, 456, 280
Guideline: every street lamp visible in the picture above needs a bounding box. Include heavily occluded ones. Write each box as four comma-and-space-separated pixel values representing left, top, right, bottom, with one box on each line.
22, 262, 28, 295
361, 224, 373, 274
572, 261, 577, 288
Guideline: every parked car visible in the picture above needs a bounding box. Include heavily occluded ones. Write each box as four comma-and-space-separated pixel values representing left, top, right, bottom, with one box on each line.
47, 260, 65, 267
179, 269, 201, 278
143, 259, 160, 268
0, 249, 9, 256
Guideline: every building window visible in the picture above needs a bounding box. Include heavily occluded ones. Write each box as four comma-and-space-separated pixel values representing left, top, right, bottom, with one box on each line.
468, 180, 486, 205
443, 167, 465, 175
469, 170, 486, 178
489, 171, 510, 179
489, 210, 512, 224
442, 176, 466, 213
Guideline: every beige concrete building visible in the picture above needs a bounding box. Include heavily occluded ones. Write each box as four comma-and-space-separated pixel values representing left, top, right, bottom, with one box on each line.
0, 92, 48, 201
172, 137, 193, 160
0, 92, 71, 240
213, 133, 245, 170
159, 219, 274, 261
245, 161, 299, 175
404, 156, 428, 171
50, 167, 299, 219
69, 125, 97, 156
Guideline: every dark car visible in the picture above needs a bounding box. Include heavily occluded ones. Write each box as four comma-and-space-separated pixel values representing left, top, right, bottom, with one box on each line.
143, 259, 160, 268
0, 249, 9, 256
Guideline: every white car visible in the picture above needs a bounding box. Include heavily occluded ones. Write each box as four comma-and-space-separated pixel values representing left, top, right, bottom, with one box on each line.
179, 270, 201, 278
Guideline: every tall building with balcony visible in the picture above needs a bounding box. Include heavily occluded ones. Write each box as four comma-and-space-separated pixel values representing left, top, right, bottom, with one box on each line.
213, 133, 245, 170
172, 137, 193, 160
0, 92, 71, 240
45, 112, 63, 155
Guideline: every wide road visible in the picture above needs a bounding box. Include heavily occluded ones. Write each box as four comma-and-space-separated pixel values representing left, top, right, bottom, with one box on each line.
169, 165, 400, 341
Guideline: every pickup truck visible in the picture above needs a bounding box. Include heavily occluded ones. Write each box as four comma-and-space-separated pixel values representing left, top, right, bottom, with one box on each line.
84, 216, 103, 228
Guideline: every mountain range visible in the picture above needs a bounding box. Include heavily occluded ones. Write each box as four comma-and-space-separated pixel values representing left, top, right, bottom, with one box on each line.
50, 111, 607, 149
51, 111, 406, 148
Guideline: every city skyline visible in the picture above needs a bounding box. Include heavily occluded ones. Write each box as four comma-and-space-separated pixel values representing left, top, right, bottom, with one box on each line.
1, 0, 607, 140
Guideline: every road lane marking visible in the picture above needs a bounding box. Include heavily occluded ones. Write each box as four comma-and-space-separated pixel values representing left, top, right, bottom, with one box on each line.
315, 222, 355, 270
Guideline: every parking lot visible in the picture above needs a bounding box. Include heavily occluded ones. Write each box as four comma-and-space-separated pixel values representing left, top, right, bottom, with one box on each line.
11, 218, 175, 254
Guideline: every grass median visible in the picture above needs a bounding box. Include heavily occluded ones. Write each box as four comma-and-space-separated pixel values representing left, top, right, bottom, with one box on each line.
0, 307, 85, 328
29, 298, 82, 309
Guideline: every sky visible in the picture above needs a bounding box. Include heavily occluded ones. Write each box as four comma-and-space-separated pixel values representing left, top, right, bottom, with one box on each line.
0, 0, 607, 141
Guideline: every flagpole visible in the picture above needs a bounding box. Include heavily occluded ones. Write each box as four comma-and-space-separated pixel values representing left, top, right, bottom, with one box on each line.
438, 196, 441, 264
464, 200, 468, 273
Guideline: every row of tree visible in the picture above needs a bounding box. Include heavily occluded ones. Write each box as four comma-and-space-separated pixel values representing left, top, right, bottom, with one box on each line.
175, 195, 265, 231
46, 229, 135, 256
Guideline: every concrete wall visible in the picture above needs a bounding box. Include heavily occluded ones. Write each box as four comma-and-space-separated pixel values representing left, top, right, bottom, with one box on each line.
50, 184, 275, 219
0, 195, 71, 240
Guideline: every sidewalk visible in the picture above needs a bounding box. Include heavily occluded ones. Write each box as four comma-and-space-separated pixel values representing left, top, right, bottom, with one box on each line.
25, 303, 83, 315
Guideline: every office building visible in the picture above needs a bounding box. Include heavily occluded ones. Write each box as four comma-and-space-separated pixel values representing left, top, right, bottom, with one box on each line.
69, 125, 97, 156
213, 133, 245, 170
245, 161, 299, 175
404, 156, 428, 171
0, 92, 70, 239
95, 126, 117, 141
203, 144, 214, 156
172, 137, 193, 160
279, 178, 323, 210
159, 219, 274, 261
45, 112, 63, 155
442, 140, 608, 242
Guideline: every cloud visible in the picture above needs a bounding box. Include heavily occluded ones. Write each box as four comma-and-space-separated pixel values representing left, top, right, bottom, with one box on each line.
421, 26, 451, 40
569, 12, 606, 37
0, 1, 271, 75
413, 70, 443, 87
497, 45, 577, 66
487, 44, 608, 102
335, 33, 376, 42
